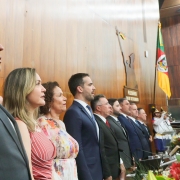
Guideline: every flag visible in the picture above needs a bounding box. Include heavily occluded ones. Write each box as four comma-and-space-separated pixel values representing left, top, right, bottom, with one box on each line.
156, 22, 171, 98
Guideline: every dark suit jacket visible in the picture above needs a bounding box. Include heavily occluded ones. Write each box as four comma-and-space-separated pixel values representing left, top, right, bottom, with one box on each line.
94, 114, 120, 179
64, 101, 103, 180
107, 116, 133, 168
137, 121, 152, 154
118, 114, 151, 160
0, 105, 31, 180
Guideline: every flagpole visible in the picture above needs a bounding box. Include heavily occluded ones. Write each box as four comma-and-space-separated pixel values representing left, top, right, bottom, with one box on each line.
153, 22, 160, 105
153, 63, 157, 105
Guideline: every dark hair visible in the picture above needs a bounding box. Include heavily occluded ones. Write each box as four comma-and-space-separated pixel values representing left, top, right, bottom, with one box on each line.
118, 98, 127, 105
91, 94, 105, 111
40, 81, 59, 114
108, 98, 118, 107
68, 73, 89, 96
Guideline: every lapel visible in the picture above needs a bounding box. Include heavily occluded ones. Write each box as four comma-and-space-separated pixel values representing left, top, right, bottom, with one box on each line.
73, 101, 98, 139
135, 120, 143, 131
108, 116, 127, 138
131, 118, 143, 131
139, 122, 150, 137
129, 117, 146, 139
0, 105, 29, 165
94, 114, 118, 142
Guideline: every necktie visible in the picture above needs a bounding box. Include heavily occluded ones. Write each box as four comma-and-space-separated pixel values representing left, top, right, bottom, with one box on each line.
116, 119, 127, 136
126, 116, 131, 122
86, 105, 99, 139
143, 124, 150, 135
106, 120, 110, 128
86, 105, 93, 117
116, 119, 122, 125
135, 120, 141, 127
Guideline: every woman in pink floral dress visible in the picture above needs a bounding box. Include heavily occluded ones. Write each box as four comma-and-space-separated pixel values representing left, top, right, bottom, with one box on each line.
38, 81, 79, 180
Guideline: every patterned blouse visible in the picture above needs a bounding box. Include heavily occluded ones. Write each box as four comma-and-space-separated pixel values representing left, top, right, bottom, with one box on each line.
38, 116, 79, 180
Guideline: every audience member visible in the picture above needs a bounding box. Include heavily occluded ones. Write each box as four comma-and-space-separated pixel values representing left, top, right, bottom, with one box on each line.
3, 68, 56, 180
91, 95, 120, 180
38, 81, 79, 180
129, 103, 151, 159
117, 98, 143, 160
0, 45, 31, 180
64, 73, 103, 180
137, 108, 152, 146
107, 98, 133, 170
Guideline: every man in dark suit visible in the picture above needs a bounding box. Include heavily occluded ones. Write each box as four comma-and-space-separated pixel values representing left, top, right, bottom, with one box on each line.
128, 103, 151, 159
0, 44, 31, 180
118, 98, 144, 160
91, 95, 120, 180
137, 108, 152, 153
107, 98, 133, 170
64, 73, 103, 180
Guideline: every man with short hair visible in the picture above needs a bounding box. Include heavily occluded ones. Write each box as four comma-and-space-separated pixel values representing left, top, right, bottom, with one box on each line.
91, 95, 120, 180
117, 98, 143, 160
0, 44, 31, 180
107, 98, 133, 170
129, 103, 151, 159
64, 73, 103, 180
137, 108, 152, 144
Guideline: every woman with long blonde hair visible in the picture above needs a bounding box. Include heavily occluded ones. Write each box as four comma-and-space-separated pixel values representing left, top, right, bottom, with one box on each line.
3, 68, 56, 180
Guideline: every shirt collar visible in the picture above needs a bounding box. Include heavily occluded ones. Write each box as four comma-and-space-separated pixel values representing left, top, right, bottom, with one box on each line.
137, 120, 144, 124
110, 115, 118, 121
120, 112, 128, 118
129, 116, 136, 122
94, 113, 106, 123
74, 99, 88, 109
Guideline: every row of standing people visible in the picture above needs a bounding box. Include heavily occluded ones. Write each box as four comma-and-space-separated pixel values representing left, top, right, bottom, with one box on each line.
0, 44, 152, 180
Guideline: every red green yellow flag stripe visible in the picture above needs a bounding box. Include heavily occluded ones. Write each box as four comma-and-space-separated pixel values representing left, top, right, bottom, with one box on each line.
156, 22, 171, 98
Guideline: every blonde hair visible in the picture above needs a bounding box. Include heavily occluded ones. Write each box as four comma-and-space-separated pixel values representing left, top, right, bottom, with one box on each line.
3, 68, 38, 132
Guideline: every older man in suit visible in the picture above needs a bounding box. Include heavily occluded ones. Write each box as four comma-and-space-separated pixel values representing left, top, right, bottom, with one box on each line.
91, 95, 121, 180
64, 73, 103, 180
107, 98, 133, 170
128, 103, 151, 159
117, 98, 143, 160
0, 44, 31, 180
137, 108, 152, 153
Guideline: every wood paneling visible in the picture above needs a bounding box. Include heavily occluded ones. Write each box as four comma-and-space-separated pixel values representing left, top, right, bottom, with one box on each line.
161, 16, 180, 99
0, 0, 166, 151
160, 16, 180, 121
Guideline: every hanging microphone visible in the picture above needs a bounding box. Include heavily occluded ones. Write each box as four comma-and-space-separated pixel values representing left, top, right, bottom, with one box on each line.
118, 148, 136, 167
118, 148, 134, 161
136, 148, 155, 156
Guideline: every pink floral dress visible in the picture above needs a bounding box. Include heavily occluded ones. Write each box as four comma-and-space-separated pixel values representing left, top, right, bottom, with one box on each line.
38, 116, 79, 180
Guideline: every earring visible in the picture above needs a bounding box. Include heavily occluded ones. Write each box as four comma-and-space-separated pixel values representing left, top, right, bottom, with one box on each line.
49, 108, 51, 112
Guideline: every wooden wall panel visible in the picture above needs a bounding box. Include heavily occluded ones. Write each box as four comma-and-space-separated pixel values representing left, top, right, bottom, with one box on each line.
0, 0, 166, 135
161, 16, 180, 99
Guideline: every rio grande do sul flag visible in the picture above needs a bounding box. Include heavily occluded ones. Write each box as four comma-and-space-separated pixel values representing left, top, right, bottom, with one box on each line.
156, 22, 171, 98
